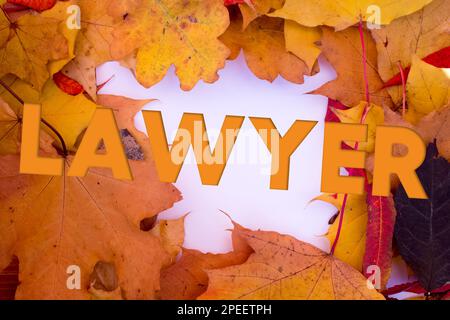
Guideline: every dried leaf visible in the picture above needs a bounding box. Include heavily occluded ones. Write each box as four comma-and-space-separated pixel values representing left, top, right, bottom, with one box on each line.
270, 0, 432, 31
312, 27, 393, 108
0, 0, 73, 90
111, 0, 230, 91
394, 143, 450, 292
372, 0, 450, 105
200, 226, 384, 300
220, 15, 308, 83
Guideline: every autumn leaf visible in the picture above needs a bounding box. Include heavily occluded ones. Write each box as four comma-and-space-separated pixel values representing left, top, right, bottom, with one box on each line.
96, 94, 183, 227
221, 15, 308, 84
53, 71, 84, 96
394, 143, 450, 292
366, 106, 450, 177
0, 0, 73, 90
111, 0, 230, 91
363, 184, 396, 290
160, 224, 253, 300
0, 154, 174, 299
318, 192, 367, 272
284, 20, 321, 72
7, 0, 56, 11
332, 101, 384, 152
200, 226, 384, 299
382, 47, 450, 90
0, 77, 97, 151
312, 27, 393, 108
61, 0, 137, 98
270, 0, 432, 31
371, 0, 450, 105
237, 0, 283, 29
0, 96, 181, 299
405, 56, 449, 123
414, 106, 450, 161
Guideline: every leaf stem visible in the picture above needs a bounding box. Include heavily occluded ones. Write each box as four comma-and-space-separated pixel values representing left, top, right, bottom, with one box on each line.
0, 79, 68, 156
330, 17, 371, 256
398, 61, 407, 118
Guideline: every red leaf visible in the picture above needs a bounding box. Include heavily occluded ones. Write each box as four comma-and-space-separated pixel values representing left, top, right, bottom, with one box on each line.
325, 99, 349, 123
7, 0, 56, 11
0, 257, 19, 300
383, 46, 450, 89
53, 72, 84, 96
363, 184, 397, 290
383, 281, 450, 296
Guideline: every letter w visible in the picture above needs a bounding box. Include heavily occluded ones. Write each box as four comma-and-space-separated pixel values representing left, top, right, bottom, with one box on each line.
143, 111, 244, 185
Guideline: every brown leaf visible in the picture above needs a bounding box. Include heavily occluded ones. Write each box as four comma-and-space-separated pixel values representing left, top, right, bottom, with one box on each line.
313, 27, 393, 108
200, 226, 385, 300
220, 15, 308, 83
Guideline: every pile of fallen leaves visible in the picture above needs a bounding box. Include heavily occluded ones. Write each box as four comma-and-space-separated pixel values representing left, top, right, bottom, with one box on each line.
0, 0, 449, 300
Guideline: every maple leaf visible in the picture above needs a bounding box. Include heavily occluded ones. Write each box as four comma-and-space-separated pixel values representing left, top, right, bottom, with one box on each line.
0, 0, 74, 90
199, 226, 384, 299
61, 0, 138, 99
0, 154, 174, 299
270, 0, 432, 31
0, 96, 181, 299
284, 20, 321, 73
312, 27, 393, 108
363, 184, 396, 290
220, 15, 309, 84
371, 0, 450, 105
160, 224, 253, 300
0, 76, 97, 151
394, 143, 450, 292
405, 56, 449, 123
110, 0, 230, 91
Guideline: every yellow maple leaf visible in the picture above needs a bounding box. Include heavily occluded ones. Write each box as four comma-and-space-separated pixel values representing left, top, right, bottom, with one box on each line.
0, 1, 74, 90
0, 77, 97, 151
405, 56, 450, 123
111, 0, 230, 91
0, 95, 182, 299
371, 0, 450, 105
199, 226, 383, 300
62, 0, 136, 98
284, 20, 321, 72
270, 0, 433, 31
